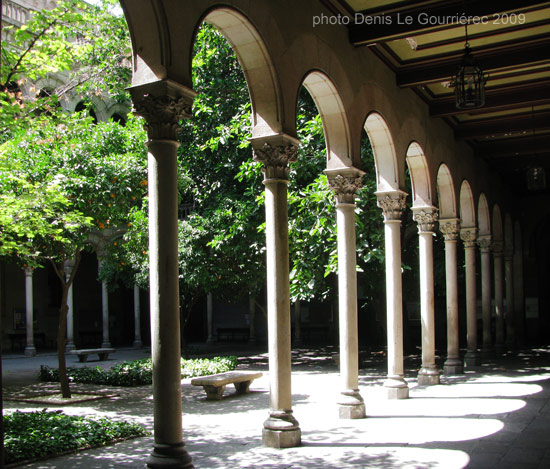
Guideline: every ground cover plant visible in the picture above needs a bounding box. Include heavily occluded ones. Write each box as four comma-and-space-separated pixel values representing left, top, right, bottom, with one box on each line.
39, 356, 238, 386
3, 409, 148, 464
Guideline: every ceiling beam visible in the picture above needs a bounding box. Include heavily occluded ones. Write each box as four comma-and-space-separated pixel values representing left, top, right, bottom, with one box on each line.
430, 82, 550, 117
456, 112, 550, 139
396, 40, 550, 87
349, 0, 550, 45
476, 135, 550, 158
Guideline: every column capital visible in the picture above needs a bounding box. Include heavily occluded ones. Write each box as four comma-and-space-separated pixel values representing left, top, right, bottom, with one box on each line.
460, 227, 478, 248
24, 266, 34, 277
412, 206, 438, 233
376, 190, 407, 221
492, 240, 504, 256
251, 134, 299, 180
439, 218, 460, 241
478, 234, 492, 252
325, 167, 364, 204
129, 79, 195, 141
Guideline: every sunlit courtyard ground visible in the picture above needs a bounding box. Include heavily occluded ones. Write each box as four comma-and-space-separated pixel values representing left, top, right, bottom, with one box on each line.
3, 345, 550, 468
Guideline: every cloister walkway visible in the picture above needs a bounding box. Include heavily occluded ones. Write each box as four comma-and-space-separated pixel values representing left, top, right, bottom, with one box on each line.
3, 345, 550, 468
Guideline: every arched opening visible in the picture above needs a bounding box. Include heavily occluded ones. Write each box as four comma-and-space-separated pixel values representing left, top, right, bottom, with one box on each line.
363, 112, 399, 192
478, 193, 491, 236
436, 164, 457, 219
406, 141, 432, 208
75, 101, 98, 123
459, 180, 476, 228
493, 205, 503, 245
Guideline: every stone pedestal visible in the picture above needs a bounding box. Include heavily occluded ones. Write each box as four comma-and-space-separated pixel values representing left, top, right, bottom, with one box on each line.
24, 267, 36, 357
253, 135, 301, 448
440, 219, 463, 375
328, 169, 366, 419
413, 207, 440, 386
131, 80, 196, 469
461, 228, 479, 367
377, 191, 409, 399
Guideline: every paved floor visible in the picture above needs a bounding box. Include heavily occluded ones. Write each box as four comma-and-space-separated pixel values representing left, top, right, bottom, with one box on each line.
2, 345, 550, 468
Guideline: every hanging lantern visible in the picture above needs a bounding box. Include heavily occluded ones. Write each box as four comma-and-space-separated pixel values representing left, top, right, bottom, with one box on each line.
454, 43, 486, 109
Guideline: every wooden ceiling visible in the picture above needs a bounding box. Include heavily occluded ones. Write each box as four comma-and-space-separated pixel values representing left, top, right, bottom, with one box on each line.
325, 0, 550, 194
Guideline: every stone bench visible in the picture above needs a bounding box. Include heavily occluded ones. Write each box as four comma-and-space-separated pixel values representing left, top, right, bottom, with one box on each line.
69, 348, 115, 363
191, 371, 263, 400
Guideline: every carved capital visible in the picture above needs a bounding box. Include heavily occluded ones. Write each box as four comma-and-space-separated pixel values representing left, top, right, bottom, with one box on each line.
492, 240, 504, 256
478, 235, 491, 252
133, 95, 192, 140
376, 191, 407, 221
460, 227, 478, 248
327, 172, 363, 204
413, 207, 438, 233
253, 142, 298, 180
24, 266, 34, 277
439, 218, 460, 241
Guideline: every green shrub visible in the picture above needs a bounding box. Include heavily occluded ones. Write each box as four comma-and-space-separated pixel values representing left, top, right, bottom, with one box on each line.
4, 409, 148, 464
39, 356, 238, 386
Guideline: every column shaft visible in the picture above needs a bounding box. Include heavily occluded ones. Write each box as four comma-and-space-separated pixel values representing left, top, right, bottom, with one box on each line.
493, 249, 505, 349
24, 268, 36, 357
462, 228, 479, 367
101, 276, 111, 348
505, 254, 515, 346
479, 237, 493, 354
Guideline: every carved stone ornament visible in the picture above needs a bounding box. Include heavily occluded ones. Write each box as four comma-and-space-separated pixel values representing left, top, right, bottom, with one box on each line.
477, 235, 492, 252
414, 209, 438, 233
439, 219, 460, 241
377, 193, 407, 221
460, 228, 478, 248
253, 142, 298, 180
328, 174, 363, 204
133, 94, 193, 140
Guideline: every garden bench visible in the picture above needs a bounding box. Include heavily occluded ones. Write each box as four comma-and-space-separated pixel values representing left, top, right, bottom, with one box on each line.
191, 371, 263, 400
69, 348, 115, 362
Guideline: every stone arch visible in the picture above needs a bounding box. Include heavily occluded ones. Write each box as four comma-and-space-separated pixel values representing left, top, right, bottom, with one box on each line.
459, 180, 476, 228
406, 141, 433, 207
300, 71, 352, 168
504, 213, 514, 250
436, 163, 457, 218
107, 102, 130, 122
363, 112, 399, 191
478, 193, 491, 236
493, 205, 503, 243
200, 8, 282, 138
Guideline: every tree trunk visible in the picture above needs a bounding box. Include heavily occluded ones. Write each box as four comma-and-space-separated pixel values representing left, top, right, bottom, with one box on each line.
57, 286, 71, 398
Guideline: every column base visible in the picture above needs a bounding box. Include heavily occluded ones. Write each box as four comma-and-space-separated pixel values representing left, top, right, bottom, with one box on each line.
417, 366, 440, 386
147, 442, 194, 469
24, 346, 36, 357
101, 341, 112, 349
263, 411, 301, 448
464, 350, 480, 367
443, 357, 464, 375
337, 390, 366, 419
65, 342, 76, 352
383, 377, 409, 399
133, 340, 143, 348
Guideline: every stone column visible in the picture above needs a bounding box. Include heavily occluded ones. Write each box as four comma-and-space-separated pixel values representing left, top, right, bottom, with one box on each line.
249, 295, 256, 344
461, 228, 479, 366
413, 207, 440, 385
24, 267, 36, 357
131, 80, 195, 469
513, 223, 525, 346
439, 219, 462, 374
133, 285, 142, 348
327, 169, 366, 419
478, 235, 493, 355
206, 293, 215, 343
492, 241, 505, 351
98, 258, 112, 348
504, 246, 515, 347
252, 135, 301, 448
294, 300, 302, 346
65, 259, 76, 351
376, 191, 409, 399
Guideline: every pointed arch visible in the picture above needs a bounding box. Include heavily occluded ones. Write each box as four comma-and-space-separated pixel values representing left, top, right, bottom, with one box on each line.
493, 205, 503, 243
478, 193, 491, 236
436, 164, 457, 218
201, 8, 282, 138
406, 141, 432, 207
300, 71, 352, 168
363, 112, 399, 191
